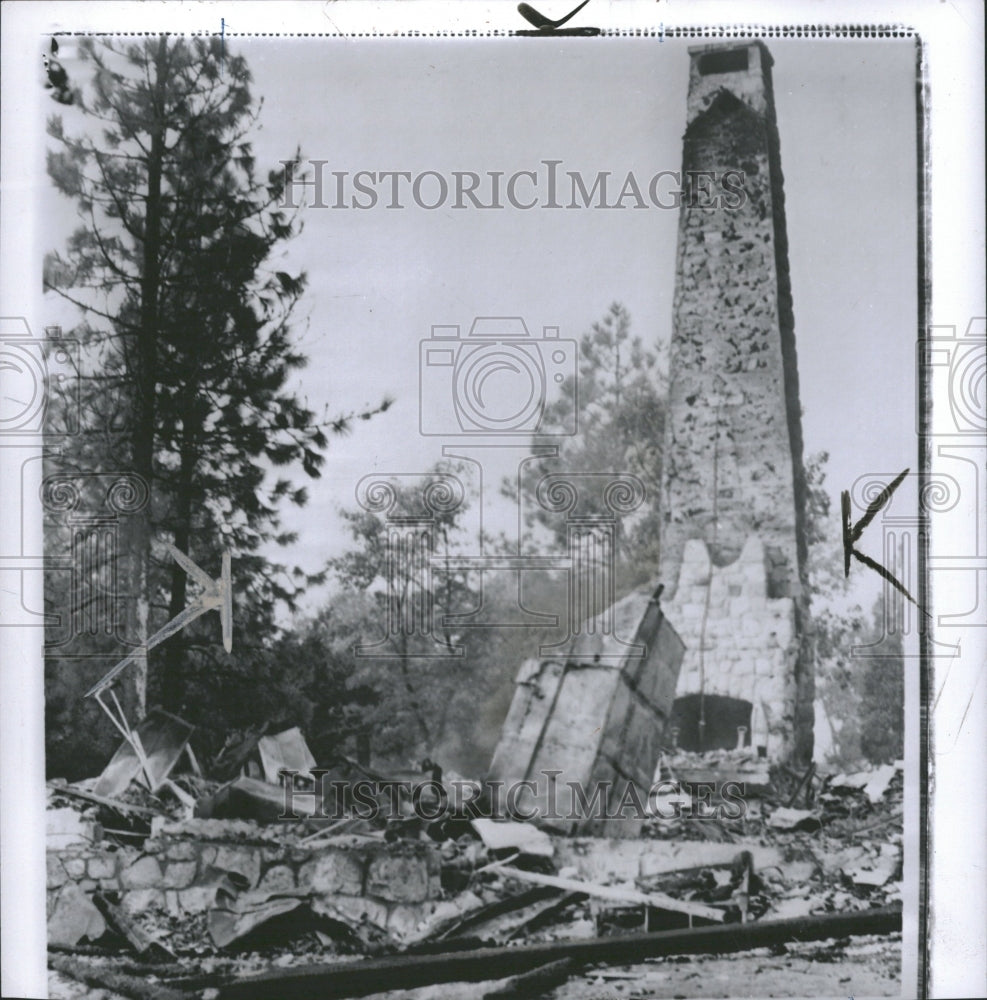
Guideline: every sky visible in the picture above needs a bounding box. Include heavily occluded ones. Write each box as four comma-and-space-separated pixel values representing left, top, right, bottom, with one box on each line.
42, 35, 919, 614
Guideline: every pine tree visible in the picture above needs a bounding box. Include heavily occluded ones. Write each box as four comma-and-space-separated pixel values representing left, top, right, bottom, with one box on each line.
514, 303, 667, 596
44, 37, 388, 756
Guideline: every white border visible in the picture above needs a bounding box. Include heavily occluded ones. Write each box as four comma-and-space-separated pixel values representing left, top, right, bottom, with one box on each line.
2, 3, 984, 998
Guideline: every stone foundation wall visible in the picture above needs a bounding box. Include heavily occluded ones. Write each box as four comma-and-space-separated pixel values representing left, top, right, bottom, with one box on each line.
46, 819, 441, 941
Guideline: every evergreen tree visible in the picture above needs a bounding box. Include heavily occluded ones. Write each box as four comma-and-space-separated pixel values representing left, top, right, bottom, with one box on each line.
326, 465, 479, 759
44, 37, 388, 766
513, 303, 667, 597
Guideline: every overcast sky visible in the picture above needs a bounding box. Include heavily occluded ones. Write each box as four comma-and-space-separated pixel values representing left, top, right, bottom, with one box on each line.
44, 36, 918, 612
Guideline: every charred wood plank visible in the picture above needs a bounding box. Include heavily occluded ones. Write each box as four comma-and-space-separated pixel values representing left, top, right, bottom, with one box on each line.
426, 887, 560, 943
216, 903, 902, 1000
52, 784, 165, 817
49, 954, 186, 1000
491, 864, 725, 922
483, 957, 575, 998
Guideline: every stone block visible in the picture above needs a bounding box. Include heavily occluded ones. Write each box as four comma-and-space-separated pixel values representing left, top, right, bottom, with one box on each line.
365, 851, 432, 903
120, 855, 162, 889
298, 848, 365, 896
176, 885, 219, 915
288, 844, 315, 865
771, 617, 794, 648
63, 856, 87, 879
257, 865, 296, 894
212, 845, 261, 886
47, 882, 107, 948
742, 615, 766, 637
385, 903, 433, 943
119, 888, 166, 916
164, 840, 198, 862
262, 846, 291, 865
87, 854, 117, 881
161, 861, 198, 889
729, 597, 749, 616
47, 854, 69, 889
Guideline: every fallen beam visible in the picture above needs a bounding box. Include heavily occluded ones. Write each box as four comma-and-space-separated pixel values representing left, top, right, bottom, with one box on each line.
216, 903, 902, 1000
491, 863, 726, 922
421, 886, 561, 944
52, 784, 165, 818
49, 954, 186, 1000
483, 957, 575, 998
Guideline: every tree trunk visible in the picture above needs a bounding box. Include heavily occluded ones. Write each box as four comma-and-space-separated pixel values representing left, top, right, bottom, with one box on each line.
161, 429, 195, 713
128, 37, 169, 718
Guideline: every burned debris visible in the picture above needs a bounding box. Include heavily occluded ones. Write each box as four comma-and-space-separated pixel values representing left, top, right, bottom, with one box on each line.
46, 703, 904, 999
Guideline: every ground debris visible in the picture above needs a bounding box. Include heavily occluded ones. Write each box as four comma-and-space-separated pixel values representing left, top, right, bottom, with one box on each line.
45, 719, 904, 998
94, 892, 175, 961
767, 806, 822, 832
93, 709, 194, 799
49, 954, 186, 1000
471, 818, 555, 859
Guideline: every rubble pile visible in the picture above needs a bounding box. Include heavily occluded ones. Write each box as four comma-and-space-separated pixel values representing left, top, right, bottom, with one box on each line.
45, 717, 904, 999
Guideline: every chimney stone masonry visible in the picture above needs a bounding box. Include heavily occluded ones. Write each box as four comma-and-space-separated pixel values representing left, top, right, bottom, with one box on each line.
659, 42, 814, 765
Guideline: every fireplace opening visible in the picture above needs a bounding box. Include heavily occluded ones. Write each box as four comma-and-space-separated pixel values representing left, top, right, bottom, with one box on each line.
669, 694, 753, 752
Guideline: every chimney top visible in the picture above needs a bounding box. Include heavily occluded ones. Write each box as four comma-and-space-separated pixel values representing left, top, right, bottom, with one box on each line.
685, 41, 774, 126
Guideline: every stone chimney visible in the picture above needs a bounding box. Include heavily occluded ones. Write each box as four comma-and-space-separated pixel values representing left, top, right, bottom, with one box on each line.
659, 42, 813, 764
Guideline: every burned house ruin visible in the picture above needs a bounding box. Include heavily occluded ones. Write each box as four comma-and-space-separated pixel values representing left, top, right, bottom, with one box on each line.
491, 40, 814, 795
